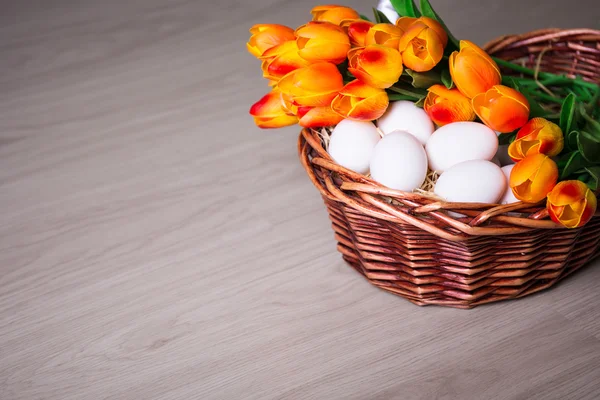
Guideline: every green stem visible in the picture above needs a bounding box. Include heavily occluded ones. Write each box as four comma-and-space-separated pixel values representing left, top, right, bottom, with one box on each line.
388, 85, 425, 99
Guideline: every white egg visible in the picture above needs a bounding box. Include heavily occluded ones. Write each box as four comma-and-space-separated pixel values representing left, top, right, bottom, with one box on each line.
426, 122, 498, 172
370, 131, 428, 192
376, 101, 434, 145
500, 164, 520, 204
328, 119, 381, 174
434, 160, 506, 204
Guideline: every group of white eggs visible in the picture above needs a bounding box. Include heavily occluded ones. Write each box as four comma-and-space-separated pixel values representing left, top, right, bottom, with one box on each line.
327, 101, 519, 205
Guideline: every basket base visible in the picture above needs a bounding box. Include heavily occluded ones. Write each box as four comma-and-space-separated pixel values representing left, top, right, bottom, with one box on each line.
325, 197, 600, 309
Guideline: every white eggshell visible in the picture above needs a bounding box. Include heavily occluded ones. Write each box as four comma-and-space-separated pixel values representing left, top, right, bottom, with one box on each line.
376, 101, 434, 145
370, 131, 428, 192
328, 119, 381, 174
499, 164, 520, 204
434, 160, 506, 204
426, 122, 498, 172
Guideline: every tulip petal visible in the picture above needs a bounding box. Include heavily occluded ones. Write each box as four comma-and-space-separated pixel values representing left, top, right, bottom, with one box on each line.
342, 20, 374, 46
347, 92, 389, 120
348, 45, 403, 88
450, 40, 501, 98
365, 23, 403, 49
247, 24, 296, 58
276, 63, 344, 107
331, 80, 389, 121
311, 5, 359, 25
250, 91, 298, 129
298, 106, 344, 128
547, 180, 597, 228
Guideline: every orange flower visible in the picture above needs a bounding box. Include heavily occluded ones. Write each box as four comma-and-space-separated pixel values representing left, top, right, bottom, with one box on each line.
297, 106, 344, 128
260, 41, 312, 83
509, 154, 558, 203
508, 118, 564, 161
331, 80, 389, 121
247, 24, 296, 58
547, 180, 597, 228
365, 23, 404, 49
424, 84, 476, 126
397, 17, 448, 72
295, 22, 351, 64
347, 45, 403, 89
249, 90, 298, 129
449, 40, 502, 98
472, 85, 530, 133
311, 5, 360, 25
277, 62, 344, 107
341, 20, 374, 47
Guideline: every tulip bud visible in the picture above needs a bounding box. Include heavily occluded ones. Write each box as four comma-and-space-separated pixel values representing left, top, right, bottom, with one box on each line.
424, 84, 476, 126
449, 40, 501, 98
509, 154, 558, 203
508, 118, 564, 161
397, 17, 448, 72
249, 90, 299, 129
472, 85, 530, 133
348, 45, 403, 89
259, 41, 312, 83
311, 5, 360, 25
365, 23, 404, 49
331, 80, 389, 121
247, 24, 296, 58
295, 22, 351, 64
341, 20, 375, 47
277, 62, 345, 107
547, 180, 597, 228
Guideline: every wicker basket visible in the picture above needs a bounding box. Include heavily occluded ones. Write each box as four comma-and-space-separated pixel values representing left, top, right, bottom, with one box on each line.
299, 29, 600, 308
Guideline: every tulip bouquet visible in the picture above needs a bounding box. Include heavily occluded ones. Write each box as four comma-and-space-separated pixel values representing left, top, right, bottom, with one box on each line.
247, 0, 600, 229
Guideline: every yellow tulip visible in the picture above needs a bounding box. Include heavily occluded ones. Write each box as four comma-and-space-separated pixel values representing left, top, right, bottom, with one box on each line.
341, 19, 375, 47
311, 5, 360, 25
547, 180, 597, 228
365, 23, 404, 49
295, 22, 351, 64
247, 24, 296, 58
508, 118, 564, 161
449, 40, 502, 98
472, 85, 530, 133
260, 40, 312, 83
277, 62, 345, 107
509, 154, 558, 203
347, 45, 403, 89
397, 17, 448, 72
423, 84, 475, 126
249, 90, 298, 129
331, 80, 389, 121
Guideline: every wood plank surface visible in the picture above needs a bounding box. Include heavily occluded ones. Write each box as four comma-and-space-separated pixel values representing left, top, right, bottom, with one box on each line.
1, 0, 599, 399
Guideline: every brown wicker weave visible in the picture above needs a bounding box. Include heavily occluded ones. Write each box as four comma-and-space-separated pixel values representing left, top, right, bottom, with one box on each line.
299, 29, 600, 308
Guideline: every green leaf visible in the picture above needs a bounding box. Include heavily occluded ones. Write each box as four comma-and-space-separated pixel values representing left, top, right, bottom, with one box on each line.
559, 93, 576, 135
441, 69, 453, 89
387, 93, 419, 101
577, 130, 600, 164
419, 0, 460, 48
498, 132, 517, 146
405, 69, 442, 88
414, 96, 426, 108
390, 0, 421, 17
580, 103, 600, 136
360, 14, 372, 22
567, 130, 579, 151
373, 8, 392, 24
584, 166, 600, 190
560, 151, 587, 180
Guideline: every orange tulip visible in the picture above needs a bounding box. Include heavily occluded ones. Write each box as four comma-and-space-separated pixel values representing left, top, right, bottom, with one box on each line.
247, 24, 296, 58
297, 106, 344, 128
449, 40, 501, 99
472, 85, 530, 133
397, 17, 448, 72
365, 23, 404, 49
311, 5, 360, 25
508, 118, 564, 161
277, 62, 344, 107
260, 40, 312, 83
331, 80, 389, 121
547, 180, 597, 228
347, 45, 403, 89
249, 90, 298, 129
341, 20, 374, 47
424, 84, 476, 126
509, 154, 558, 203
295, 22, 351, 64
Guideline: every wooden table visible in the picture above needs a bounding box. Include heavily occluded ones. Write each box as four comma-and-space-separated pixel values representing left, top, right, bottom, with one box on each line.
1, 0, 599, 399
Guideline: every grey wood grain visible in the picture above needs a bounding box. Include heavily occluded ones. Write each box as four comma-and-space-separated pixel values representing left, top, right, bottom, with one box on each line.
1, 0, 599, 399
